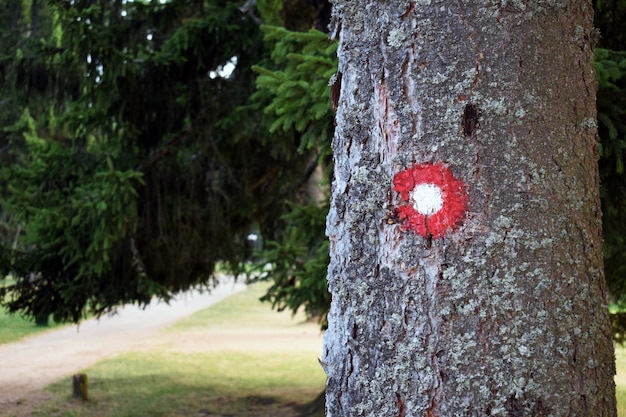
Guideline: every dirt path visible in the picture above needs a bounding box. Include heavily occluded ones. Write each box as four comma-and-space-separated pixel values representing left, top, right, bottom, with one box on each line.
0, 277, 246, 403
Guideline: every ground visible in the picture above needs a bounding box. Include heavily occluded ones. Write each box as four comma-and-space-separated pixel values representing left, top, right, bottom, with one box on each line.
0, 278, 324, 416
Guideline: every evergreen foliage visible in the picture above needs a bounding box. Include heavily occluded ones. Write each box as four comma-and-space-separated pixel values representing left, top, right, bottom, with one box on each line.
596, 48, 626, 304
251, 25, 334, 327
0, 0, 315, 322
253, 25, 335, 157
594, 0, 626, 307
1, 0, 625, 329
256, 201, 330, 327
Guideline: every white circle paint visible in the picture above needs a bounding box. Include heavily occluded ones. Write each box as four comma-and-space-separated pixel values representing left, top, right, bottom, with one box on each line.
409, 183, 443, 215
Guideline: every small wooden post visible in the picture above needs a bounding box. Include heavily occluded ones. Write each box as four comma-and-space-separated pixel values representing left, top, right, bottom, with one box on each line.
72, 373, 88, 401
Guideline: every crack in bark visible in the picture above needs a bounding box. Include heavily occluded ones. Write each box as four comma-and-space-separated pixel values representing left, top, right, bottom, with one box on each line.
423, 254, 444, 417
395, 392, 407, 417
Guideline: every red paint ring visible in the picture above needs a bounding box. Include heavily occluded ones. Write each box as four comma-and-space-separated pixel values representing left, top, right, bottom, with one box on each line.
393, 163, 467, 238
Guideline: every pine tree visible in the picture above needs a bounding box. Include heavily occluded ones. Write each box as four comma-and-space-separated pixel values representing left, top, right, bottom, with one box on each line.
251, 25, 335, 327
0, 0, 323, 322
594, 0, 626, 308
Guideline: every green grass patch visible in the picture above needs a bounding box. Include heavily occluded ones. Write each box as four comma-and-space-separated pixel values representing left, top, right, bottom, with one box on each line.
0, 307, 63, 345
616, 345, 626, 416
166, 282, 310, 332
13, 283, 626, 416
23, 283, 325, 417
37, 350, 324, 417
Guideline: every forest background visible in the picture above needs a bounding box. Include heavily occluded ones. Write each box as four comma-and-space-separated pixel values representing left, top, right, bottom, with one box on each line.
0, 0, 624, 332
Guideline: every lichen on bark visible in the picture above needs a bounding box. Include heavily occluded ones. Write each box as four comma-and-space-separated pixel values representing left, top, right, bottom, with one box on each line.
324, 0, 616, 416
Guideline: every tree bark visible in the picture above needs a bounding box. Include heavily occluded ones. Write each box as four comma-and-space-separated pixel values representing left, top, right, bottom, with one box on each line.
323, 1, 616, 416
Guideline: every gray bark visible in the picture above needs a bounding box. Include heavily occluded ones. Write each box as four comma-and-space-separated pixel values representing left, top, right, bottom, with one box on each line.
323, 1, 616, 416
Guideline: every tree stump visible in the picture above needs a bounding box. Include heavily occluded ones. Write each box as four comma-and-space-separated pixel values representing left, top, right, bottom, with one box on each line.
72, 373, 88, 401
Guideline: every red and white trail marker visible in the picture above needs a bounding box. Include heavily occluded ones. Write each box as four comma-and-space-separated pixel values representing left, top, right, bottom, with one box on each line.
392, 163, 468, 238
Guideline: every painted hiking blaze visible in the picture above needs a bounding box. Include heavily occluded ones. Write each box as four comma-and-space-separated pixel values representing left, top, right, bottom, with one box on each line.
393, 163, 468, 238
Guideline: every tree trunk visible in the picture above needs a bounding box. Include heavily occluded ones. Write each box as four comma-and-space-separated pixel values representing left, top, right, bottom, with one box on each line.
323, 1, 616, 416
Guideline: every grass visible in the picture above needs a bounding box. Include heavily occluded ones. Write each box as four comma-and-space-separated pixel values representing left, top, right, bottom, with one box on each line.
0, 308, 63, 345
18, 284, 326, 417
4, 283, 626, 416
37, 350, 324, 417
616, 345, 626, 416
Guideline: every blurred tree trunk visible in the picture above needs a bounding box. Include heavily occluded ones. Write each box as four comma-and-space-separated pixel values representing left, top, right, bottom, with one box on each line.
323, 1, 616, 416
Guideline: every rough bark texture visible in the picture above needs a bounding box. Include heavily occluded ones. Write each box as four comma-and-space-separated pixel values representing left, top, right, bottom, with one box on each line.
323, 1, 616, 416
